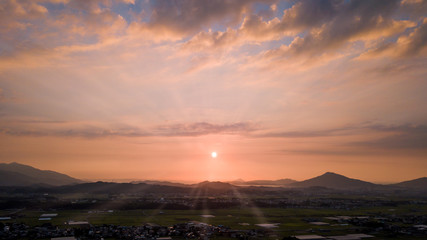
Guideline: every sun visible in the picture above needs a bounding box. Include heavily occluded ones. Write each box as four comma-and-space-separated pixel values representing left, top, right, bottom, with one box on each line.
211, 152, 217, 158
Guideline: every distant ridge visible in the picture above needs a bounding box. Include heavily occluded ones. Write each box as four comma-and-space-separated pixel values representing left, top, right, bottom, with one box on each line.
291, 172, 377, 190
0, 162, 84, 186
229, 179, 297, 186
131, 180, 188, 187
1, 162, 426, 193
0, 169, 39, 186
393, 177, 427, 190
195, 181, 234, 190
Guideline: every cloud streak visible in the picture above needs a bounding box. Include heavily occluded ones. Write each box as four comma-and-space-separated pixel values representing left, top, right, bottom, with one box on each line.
153, 122, 257, 137
254, 128, 352, 138
254, 123, 427, 150
5, 121, 425, 152
0, 121, 258, 138
353, 124, 427, 150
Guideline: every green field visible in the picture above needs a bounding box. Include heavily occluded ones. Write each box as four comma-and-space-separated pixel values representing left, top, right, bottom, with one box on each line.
2, 204, 427, 239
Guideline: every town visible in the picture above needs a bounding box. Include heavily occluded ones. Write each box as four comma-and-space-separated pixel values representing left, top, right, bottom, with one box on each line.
1, 188, 427, 239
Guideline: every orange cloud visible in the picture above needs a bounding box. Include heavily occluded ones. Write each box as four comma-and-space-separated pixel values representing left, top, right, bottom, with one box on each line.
359, 18, 427, 59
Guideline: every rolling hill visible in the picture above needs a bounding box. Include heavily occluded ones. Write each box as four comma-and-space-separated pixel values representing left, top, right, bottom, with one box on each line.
131, 180, 188, 187
290, 172, 378, 190
0, 162, 84, 186
393, 177, 427, 190
235, 179, 297, 186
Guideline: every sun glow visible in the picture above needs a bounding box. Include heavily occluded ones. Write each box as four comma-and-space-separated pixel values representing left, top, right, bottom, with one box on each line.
211, 152, 217, 158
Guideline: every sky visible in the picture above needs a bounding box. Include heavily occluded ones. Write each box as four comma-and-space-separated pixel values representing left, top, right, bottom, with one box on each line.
1, 0, 427, 183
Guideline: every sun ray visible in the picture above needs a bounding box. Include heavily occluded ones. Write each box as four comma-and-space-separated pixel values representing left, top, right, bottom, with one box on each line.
231, 186, 267, 225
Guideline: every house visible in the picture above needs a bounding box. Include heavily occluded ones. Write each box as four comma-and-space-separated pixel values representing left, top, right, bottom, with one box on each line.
294, 235, 326, 240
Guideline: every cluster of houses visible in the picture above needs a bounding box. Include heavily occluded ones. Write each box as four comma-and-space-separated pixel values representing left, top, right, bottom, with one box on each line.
292, 214, 427, 239
0, 221, 271, 239
1, 206, 427, 239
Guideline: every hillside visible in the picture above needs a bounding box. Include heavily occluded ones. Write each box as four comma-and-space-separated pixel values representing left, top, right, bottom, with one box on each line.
0, 162, 83, 186
239, 179, 297, 186
393, 177, 427, 190
131, 180, 188, 187
291, 172, 378, 190
195, 181, 234, 190
0, 169, 39, 186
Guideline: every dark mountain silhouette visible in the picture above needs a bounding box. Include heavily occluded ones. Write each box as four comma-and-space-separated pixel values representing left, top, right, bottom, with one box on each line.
195, 181, 234, 190
1, 162, 426, 194
0, 169, 39, 186
290, 172, 377, 190
393, 177, 427, 189
230, 179, 297, 186
191, 181, 236, 195
52, 181, 189, 194
131, 180, 188, 187
0, 162, 83, 186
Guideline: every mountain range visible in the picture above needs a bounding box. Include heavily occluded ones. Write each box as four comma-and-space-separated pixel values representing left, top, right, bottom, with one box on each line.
0, 162, 426, 192
229, 178, 297, 186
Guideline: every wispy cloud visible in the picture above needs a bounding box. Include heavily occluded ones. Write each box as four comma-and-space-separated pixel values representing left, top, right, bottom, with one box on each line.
252, 123, 427, 151
2, 0, 423, 64
3, 118, 427, 152
353, 124, 427, 149
0, 121, 258, 138
129, 0, 262, 38
0, 125, 149, 138
265, 123, 427, 156
253, 127, 353, 138
278, 149, 374, 156
361, 17, 427, 58
153, 122, 257, 137
257, 0, 416, 67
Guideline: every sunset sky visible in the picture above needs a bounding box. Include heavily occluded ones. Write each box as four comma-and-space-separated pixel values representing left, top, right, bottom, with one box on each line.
1, 0, 427, 183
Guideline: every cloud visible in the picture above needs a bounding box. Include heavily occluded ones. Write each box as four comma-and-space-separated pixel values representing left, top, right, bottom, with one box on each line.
255, 123, 427, 155
7, 119, 426, 151
0, 122, 148, 138
153, 122, 257, 137
0, 0, 128, 63
1, 0, 425, 72
400, 0, 427, 19
254, 128, 352, 138
355, 124, 427, 149
0, 87, 21, 103
182, 29, 239, 52
128, 0, 266, 41
279, 149, 373, 156
206, 0, 343, 45
361, 18, 427, 58
178, 0, 420, 71
238, 14, 284, 41
180, 0, 350, 52
0, 88, 10, 102
0, 121, 258, 138
261, 0, 414, 60
0, 0, 48, 40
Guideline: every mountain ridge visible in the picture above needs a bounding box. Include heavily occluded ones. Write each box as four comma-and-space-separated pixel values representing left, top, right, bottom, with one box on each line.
228, 178, 297, 186
290, 172, 379, 190
0, 162, 84, 186
392, 177, 427, 189
1, 162, 426, 191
